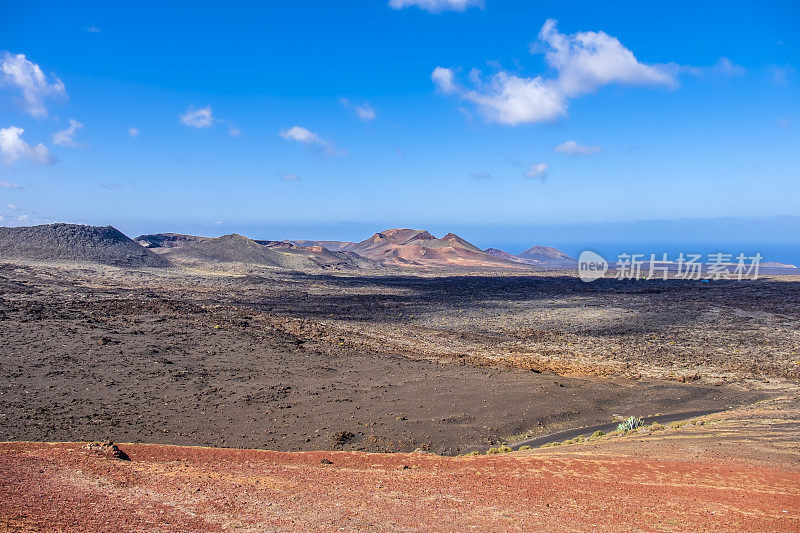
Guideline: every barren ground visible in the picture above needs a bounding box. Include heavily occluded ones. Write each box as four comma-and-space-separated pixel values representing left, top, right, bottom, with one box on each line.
2, 261, 796, 453
1, 259, 799, 530
0, 396, 797, 531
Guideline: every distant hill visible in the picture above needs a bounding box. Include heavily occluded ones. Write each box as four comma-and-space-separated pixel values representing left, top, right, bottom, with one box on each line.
349, 229, 526, 269
290, 240, 358, 252
135, 233, 212, 249
484, 246, 577, 269
517, 245, 577, 267
158, 233, 374, 270
0, 224, 168, 267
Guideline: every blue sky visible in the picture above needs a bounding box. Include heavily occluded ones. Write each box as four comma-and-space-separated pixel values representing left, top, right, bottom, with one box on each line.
0, 0, 798, 259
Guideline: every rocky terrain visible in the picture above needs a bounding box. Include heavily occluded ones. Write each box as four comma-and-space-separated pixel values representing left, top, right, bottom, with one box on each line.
1, 223, 798, 530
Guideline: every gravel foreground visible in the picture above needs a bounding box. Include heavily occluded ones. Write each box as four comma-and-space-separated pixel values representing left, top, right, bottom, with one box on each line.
1, 397, 798, 531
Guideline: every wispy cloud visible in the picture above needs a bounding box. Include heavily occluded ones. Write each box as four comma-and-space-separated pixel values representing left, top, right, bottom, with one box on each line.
180, 106, 214, 128
0, 180, 22, 189
341, 98, 377, 121
1, 52, 66, 118
86, 26, 101, 33
355, 103, 376, 121
0, 126, 55, 166
767, 65, 795, 86
281, 173, 302, 182
279, 126, 344, 157
433, 19, 681, 125
525, 162, 548, 179
388, 0, 483, 13
128, 127, 139, 138
554, 140, 602, 155
53, 118, 84, 147
468, 170, 492, 180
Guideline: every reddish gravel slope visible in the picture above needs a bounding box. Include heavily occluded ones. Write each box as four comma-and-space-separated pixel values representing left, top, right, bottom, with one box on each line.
1, 426, 797, 532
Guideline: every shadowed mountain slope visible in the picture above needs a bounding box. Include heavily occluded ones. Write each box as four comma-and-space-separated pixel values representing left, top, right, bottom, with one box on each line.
0, 224, 169, 267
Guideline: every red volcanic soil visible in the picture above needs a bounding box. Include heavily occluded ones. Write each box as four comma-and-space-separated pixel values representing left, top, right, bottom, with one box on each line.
2, 402, 799, 532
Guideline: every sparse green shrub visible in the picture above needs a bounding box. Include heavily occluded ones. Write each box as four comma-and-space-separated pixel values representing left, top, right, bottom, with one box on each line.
649, 422, 664, 431
486, 447, 500, 454
518, 445, 532, 451
591, 430, 605, 438
616, 416, 644, 432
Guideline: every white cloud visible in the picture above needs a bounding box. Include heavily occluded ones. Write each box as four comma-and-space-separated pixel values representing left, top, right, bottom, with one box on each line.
86, 26, 101, 33
7, 203, 17, 210
537, 19, 676, 98
281, 173, 301, 182
525, 162, 548, 179
1, 53, 66, 118
434, 19, 679, 125
355, 103, 376, 121
280, 126, 321, 143
279, 126, 343, 156
554, 139, 602, 155
228, 123, 241, 137
128, 127, 139, 138
388, 0, 483, 12
0, 180, 22, 189
431, 67, 458, 94
0, 126, 55, 166
180, 106, 214, 128
53, 118, 83, 147
463, 72, 566, 125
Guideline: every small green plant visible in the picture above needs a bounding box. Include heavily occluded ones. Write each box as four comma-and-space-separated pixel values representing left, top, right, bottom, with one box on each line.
616, 416, 644, 432
486, 445, 513, 454
591, 430, 605, 438
518, 445, 532, 451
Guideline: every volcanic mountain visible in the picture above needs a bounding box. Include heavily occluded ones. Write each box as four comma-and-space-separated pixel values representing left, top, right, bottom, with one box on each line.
135, 233, 212, 249
289, 240, 358, 252
349, 229, 526, 269
152, 233, 374, 270
483, 246, 576, 268
0, 224, 168, 267
517, 245, 577, 268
